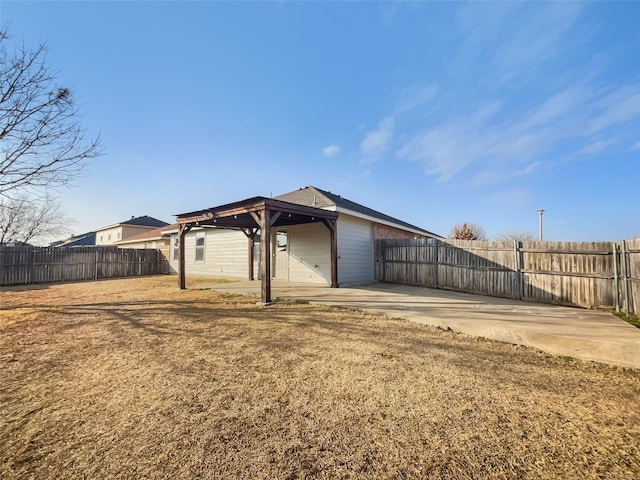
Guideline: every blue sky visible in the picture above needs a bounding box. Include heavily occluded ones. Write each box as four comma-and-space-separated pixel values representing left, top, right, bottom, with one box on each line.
2, 1, 639, 241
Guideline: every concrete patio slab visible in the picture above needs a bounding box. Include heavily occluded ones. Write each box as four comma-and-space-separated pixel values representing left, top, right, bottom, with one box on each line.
204, 280, 640, 369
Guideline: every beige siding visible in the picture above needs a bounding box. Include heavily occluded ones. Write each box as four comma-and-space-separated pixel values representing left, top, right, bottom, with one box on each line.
170, 229, 248, 279
96, 225, 159, 245
121, 225, 148, 241
338, 214, 374, 284
95, 226, 123, 245
287, 223, 331, 284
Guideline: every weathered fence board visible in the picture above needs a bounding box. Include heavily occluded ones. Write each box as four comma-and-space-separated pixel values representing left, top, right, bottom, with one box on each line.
0, 246, 160, 286
626, 238, 640, 315
376, 238, 639, 315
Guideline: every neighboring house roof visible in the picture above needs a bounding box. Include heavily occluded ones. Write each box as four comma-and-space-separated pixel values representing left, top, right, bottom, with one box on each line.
275, 186, 440, 238
96, 215, 169, 232
0, 241, 33, 248
116, 223, 177, 245
49, 231, 96, 247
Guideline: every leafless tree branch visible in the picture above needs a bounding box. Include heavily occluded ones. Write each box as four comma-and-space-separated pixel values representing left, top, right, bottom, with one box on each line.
449, 222, 487, 241
496, 230, 537, 242
0, 193, 74, 245
0, 28, 102, 197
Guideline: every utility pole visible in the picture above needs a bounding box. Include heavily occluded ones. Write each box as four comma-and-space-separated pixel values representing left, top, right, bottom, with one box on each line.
538, 209, 545, 241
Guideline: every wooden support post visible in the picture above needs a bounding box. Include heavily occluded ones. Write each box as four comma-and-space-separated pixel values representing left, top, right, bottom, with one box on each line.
322, 218, 338, 288
259, 209, 272, 304
248, 233, 255, 281
242, 228, 257, 281
178, 223, 191, 290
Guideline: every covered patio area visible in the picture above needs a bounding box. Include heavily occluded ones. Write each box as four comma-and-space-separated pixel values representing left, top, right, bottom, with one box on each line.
175, 196, 339, 304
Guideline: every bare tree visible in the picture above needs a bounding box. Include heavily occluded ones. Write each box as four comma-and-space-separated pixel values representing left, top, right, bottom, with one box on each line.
449, 222, 487, 241
0, 29, 101, 197
496, 230, 536, 242
0, 194, 73, 244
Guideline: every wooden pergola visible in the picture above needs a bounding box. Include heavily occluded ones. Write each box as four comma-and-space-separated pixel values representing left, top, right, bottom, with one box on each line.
175, 196, 339, 304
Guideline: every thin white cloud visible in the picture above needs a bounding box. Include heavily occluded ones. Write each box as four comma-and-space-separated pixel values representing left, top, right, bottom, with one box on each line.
577, 140, 611, 156
397, 125, 476, 182
632, 142, 640, 151
396, 101, 507, 183
450, 2, 586, 88
322, 145, 340, 157
397, 79, 640, 183
490, 3, 585, 85
394, 83, 439, 115
367, 3, 638, 185
586, 85, 640, 135
360, 117, 395, 162
471, 162, 540, 187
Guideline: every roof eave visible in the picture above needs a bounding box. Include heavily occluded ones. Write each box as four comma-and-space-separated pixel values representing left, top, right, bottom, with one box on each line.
335, 207, 438, 237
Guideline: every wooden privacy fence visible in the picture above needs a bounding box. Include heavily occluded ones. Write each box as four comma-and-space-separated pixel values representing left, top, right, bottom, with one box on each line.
0, 246, 161, 286
376, 238, 640, 316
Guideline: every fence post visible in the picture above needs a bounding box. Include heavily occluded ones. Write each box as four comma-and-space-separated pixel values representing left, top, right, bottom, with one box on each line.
30, 247, 37, 284
433, 239, 439, 289
95, 249, 99, 280
621, 240, 630, 315
375, 239, 380, 281
612, 242, 620, 312
513, 241, 521, 300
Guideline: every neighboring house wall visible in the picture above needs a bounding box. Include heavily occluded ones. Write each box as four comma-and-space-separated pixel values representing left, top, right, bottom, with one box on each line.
338, 214, 375, 284
96, 226, 123, 245
121, 225, 149, 241
170, 229, 248, 279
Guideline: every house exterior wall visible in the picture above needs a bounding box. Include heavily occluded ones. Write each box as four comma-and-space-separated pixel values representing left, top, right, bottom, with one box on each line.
171, 215, 394, 285
337, 214, 374, 284
285, 223, 331, 284
169, 228, 248, 279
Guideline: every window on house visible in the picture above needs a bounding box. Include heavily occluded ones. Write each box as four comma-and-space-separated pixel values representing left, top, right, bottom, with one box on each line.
276, 231, 288, 252
171, 235, 179, 261
108, 233, 111, 241
195, 232, 205, 262
100, 234, 103, 242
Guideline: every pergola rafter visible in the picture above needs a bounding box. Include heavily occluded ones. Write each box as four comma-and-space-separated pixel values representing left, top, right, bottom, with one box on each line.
175, 197, 339, 304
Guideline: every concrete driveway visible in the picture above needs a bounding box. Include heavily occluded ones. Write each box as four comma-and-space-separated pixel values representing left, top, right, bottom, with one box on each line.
205, 280, 640, 369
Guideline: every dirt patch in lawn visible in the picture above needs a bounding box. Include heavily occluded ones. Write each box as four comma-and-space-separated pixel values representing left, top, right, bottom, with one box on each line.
1, 276, 639, 479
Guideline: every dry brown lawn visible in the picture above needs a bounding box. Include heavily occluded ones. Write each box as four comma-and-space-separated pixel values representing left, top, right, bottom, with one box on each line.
1, 276, 639, 479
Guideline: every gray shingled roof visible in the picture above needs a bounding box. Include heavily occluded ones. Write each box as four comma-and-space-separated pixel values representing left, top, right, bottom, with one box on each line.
119, 216, 169, 228
275, 186, 440, 237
